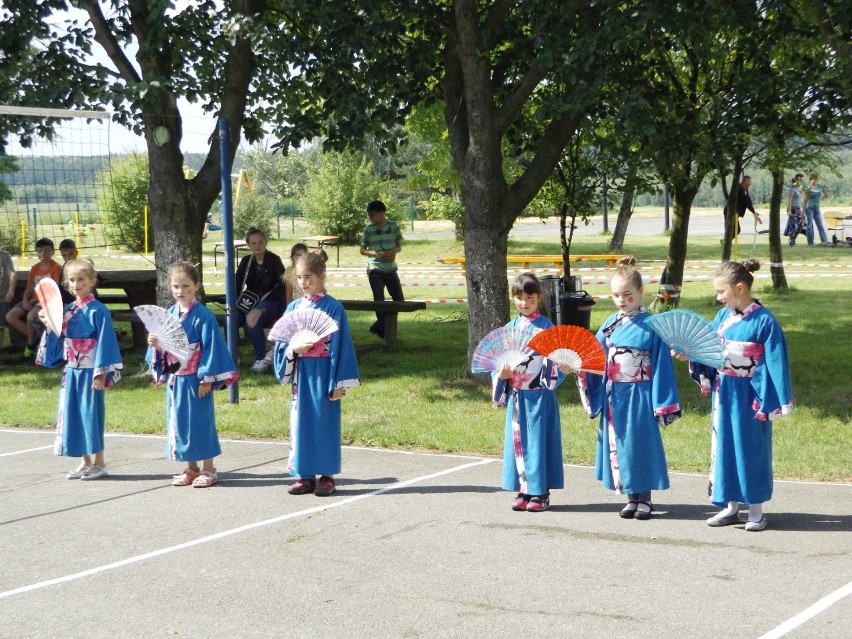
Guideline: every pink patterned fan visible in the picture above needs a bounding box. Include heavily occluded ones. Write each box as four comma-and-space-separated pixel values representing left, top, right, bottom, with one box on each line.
470, 323, 538, 373
133, 305, 192, 364
35, 278, 64, 336
268, 308, 338, 344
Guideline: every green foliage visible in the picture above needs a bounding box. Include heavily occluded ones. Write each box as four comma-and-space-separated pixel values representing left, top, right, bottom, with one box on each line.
301, 151, 385, 243
97, 153, 151, 252
0, 220, 21, 253
419, 192, 465, 241
0, 155, 18, 203
234, 190, 275, 240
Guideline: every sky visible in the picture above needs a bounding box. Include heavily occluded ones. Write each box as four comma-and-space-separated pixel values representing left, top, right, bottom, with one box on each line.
5, 1, 229, 157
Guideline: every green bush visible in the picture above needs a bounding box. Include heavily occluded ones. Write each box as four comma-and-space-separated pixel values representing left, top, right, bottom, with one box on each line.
0, 221, 21, 253
233, 191, 275, 240
97, 153, 151, 252
301, 151, 385, 243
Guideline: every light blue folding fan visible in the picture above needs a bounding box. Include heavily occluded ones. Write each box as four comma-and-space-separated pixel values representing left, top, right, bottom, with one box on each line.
470, 322, 538, 373
646, 309, 726, 369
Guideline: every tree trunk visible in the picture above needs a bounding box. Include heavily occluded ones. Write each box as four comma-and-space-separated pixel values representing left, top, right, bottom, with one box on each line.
655, 185, 698, 310
722, 162, 744, 262
609, 159, 639, 251
768, 169, 788, 289
464, 219, 510, 359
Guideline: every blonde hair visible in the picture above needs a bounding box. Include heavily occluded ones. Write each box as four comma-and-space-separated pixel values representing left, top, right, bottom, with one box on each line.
62, 259, 97, 284
611, 255, 643, 289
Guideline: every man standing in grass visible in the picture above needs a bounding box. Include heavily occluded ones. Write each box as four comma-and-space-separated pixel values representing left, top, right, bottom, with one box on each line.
360, 200, 404, 339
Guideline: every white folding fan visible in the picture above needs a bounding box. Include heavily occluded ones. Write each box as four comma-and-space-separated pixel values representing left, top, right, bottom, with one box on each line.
645, 309, 726, 369
35, 278, 64, 336
133, 304, 193, 364
268, 307, 338, 344
470, 322, 538, 373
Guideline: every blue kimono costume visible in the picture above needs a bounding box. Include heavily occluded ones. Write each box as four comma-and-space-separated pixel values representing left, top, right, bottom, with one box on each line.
690, 302, 792, 507
576, 307, 681, 495
36, 295, 123, 457
147, 301, 238, 462
274, 292, 359, 478
492, 313, 566, 496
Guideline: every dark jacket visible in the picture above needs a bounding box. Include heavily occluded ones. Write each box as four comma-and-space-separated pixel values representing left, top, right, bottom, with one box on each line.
235, 251, 285, 305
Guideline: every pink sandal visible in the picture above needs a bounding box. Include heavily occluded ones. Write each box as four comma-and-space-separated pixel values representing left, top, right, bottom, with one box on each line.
172, 468, 200, 486
192, 470, 219, 488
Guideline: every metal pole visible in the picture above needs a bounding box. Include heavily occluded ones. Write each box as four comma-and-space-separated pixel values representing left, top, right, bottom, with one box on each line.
601, 174, 609, 233
664, 184, 670, 232
219, 118, 239, 403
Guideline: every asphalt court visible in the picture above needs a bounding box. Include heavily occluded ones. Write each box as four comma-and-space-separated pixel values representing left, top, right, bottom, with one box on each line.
0, 428, 850, 639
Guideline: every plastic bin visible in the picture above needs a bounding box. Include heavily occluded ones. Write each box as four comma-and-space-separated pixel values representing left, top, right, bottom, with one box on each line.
538, 275, 562, 324
559, 291, 595, 330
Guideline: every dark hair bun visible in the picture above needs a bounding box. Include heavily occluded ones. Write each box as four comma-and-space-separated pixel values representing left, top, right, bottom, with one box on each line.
741, 258, 760, 273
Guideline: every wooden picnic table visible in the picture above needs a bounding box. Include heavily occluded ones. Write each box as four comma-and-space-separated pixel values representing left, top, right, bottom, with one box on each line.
301, 235, 341, 266
213, 239, 250, 272
440, 254, 625, 270
13, 269, 157, 350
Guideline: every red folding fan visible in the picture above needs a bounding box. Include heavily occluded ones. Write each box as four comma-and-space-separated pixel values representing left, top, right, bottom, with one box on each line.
527, 325, 606, 374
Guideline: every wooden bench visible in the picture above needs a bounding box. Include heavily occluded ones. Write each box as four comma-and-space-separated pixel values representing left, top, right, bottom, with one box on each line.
440, 254, 624, 271
339, 299, 426, 345
204, 294, 425, 346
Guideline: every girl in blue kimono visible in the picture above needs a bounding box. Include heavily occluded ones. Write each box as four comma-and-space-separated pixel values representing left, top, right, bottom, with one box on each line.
575, 257, 681, 520
147, 262, 238, 488
686, 259, 792, 532
493, 273, 568, 513
274, 252, 359, 497
37, 260, 123, 480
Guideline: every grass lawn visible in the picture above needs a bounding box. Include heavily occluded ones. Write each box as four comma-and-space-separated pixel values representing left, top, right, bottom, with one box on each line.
1, 221, 850, 483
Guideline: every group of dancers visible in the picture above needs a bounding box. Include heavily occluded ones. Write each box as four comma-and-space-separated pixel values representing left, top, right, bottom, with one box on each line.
37, 252, 358, 493
35, 252, 792, 530
497, 256, 792, 531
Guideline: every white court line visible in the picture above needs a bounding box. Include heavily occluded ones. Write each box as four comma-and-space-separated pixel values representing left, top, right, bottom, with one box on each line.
0, 445, 53, 457
756, 580, 852, 639
0, 457, 495, 601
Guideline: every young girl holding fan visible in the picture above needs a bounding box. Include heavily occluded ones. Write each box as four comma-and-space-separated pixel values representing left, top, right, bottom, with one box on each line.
575, 256, 681, 519
274, 252, 359, 497
37, 260, 123, 480
684, 259, 792, 531
493, 272, 568, 512
147, 262, 238, 488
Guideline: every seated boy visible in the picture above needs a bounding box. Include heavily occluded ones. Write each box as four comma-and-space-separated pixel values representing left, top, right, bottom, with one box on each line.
5, 238, 62, 358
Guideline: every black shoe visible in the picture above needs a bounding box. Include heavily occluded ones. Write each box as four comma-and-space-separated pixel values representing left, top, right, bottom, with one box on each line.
634, 501, 654, 520
368, 325, 384, 339
620, 501, 638, 519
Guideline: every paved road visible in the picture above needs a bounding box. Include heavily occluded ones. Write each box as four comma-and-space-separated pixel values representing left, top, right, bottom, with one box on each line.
408, 210, 729, 240
1, 429, 849, 638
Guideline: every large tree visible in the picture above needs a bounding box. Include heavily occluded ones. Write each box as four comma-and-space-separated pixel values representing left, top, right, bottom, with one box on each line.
0, 1, 425, 303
